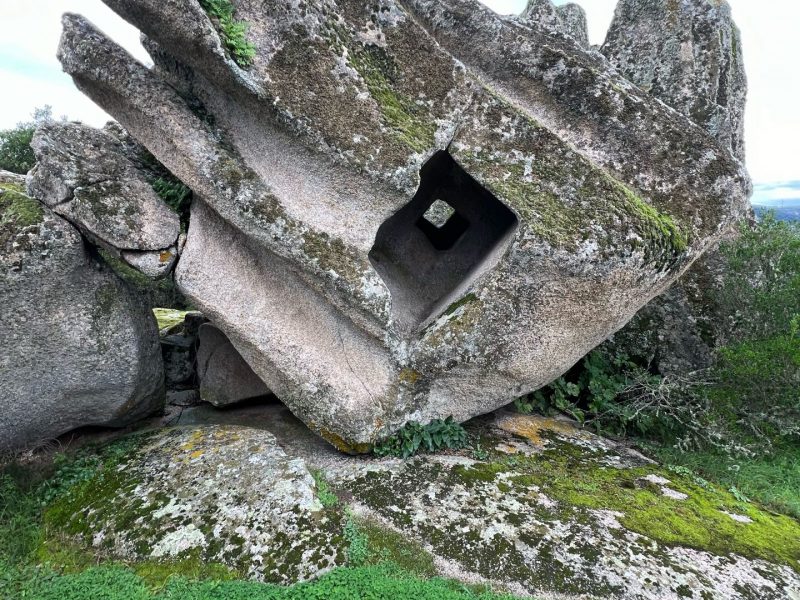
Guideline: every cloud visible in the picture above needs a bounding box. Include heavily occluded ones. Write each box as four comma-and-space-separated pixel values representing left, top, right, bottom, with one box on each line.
0, 0, 797, 189
0, 0, 149, 128
752, 181, 800, 206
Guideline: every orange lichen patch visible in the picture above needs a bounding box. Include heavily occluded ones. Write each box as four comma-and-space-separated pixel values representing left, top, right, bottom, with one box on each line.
159, 250, 173, 263
495, 413, 580, 448
316, 426, 372, 455
495, 442, 520, 455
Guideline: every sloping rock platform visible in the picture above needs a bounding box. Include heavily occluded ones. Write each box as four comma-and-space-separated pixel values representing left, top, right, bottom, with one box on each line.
43, 409, 800, 599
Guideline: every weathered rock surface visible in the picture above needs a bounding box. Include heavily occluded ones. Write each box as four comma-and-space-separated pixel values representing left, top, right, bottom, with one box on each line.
522, 0, 589, 47
46, 410, 800, 598
0, 169, 26, 186
610, 248, 730, 374
27, 121, 180, 276
46, 425, 342, 582
603, 0, 750, 374
55, 0, 749, 449
197, 323, 271, 407
602, 0, 747, 161
0, 181, 164, 452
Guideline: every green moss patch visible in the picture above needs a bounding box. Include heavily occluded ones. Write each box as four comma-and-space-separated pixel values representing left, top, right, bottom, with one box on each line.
198, 0, 256, 68
455, 439, 800, 570
0, 183, 43, 231
347, 43, 437, 154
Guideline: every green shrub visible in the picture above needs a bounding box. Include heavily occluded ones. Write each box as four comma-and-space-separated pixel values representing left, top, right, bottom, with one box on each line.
0, 106, 53, 174
514, 346, 697, 443
152, 177, 192, 220
374, 417, 469, 458
717, 213, 800, 342
198, 0, 256, 68
0, 125, 35, 174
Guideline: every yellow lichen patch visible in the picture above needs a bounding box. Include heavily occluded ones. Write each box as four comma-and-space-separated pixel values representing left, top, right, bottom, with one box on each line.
179, 429, 206, 453
495, 443, 520, 455
316, 427, 372, 455
398, 368, 420, 385
189, 450, 204, 460
495, 413, 582, 448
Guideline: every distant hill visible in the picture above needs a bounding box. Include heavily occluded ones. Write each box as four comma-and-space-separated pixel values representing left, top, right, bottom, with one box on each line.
753, 200, 800, 222
752, 181, 800, 222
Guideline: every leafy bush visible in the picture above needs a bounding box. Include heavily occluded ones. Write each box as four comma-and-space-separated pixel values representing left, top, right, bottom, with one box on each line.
152, 177, 192, 219
374, 417, 468, 458
514, 347, 702, 443
0, 106, 54, 174
717, 213, 800, 342
198, 0, 256, 68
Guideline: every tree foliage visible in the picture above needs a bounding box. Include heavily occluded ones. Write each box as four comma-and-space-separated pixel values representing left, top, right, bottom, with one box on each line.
0, 106, 54, 174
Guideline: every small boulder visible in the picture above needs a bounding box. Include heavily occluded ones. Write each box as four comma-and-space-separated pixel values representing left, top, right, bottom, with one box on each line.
45, 426, 342, 583
28, 121, 180, 263
197, 323, 271, 407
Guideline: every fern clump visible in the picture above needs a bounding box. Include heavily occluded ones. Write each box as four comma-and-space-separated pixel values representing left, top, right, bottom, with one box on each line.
198, 0, 256, 68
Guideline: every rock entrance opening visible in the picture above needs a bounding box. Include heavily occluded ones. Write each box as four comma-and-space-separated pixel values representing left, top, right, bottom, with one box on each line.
369, 151, 519, 333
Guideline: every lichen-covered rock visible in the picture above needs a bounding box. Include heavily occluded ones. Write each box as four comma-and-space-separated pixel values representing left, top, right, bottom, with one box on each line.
602, 0, 747, 161
602, 0, 750, 374
522, 0, 589, 47
45, 411, 800, 598
46, 426, 345, 583
27, 121, 180, 271
197, 323, 271, 406
0, 169, 26, 186
0, 182, 164, 452
56, 0, 749, 450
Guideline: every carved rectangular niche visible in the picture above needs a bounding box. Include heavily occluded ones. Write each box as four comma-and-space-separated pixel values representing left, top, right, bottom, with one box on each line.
369, 151, 519, 333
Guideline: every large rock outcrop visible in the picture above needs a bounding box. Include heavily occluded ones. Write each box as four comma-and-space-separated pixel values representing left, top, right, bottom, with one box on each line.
43, 410, 800, 598
602, 0, 750, 374
0, 177, 164, 452
53, 0, 750, 450
602, 0, 747, 162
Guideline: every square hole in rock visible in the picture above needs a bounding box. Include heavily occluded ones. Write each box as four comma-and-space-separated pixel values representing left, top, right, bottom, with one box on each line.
417, 199, 470, 250
369, 151, 519, 333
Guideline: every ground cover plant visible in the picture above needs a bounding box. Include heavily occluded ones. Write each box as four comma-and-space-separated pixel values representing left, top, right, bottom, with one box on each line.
198, 0, 256, 68
516, 213, 800, 518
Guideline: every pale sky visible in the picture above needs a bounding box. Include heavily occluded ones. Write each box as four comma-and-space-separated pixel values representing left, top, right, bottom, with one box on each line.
0, 0, 797, 196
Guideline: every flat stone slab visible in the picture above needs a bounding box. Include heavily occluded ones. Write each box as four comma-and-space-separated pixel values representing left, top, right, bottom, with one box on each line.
45, 409, 800, 599
46, 425, 344, 583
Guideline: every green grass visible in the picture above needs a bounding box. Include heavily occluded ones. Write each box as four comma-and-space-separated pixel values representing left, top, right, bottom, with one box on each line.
2, 563, 522, 600
651, 444, 800, 520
